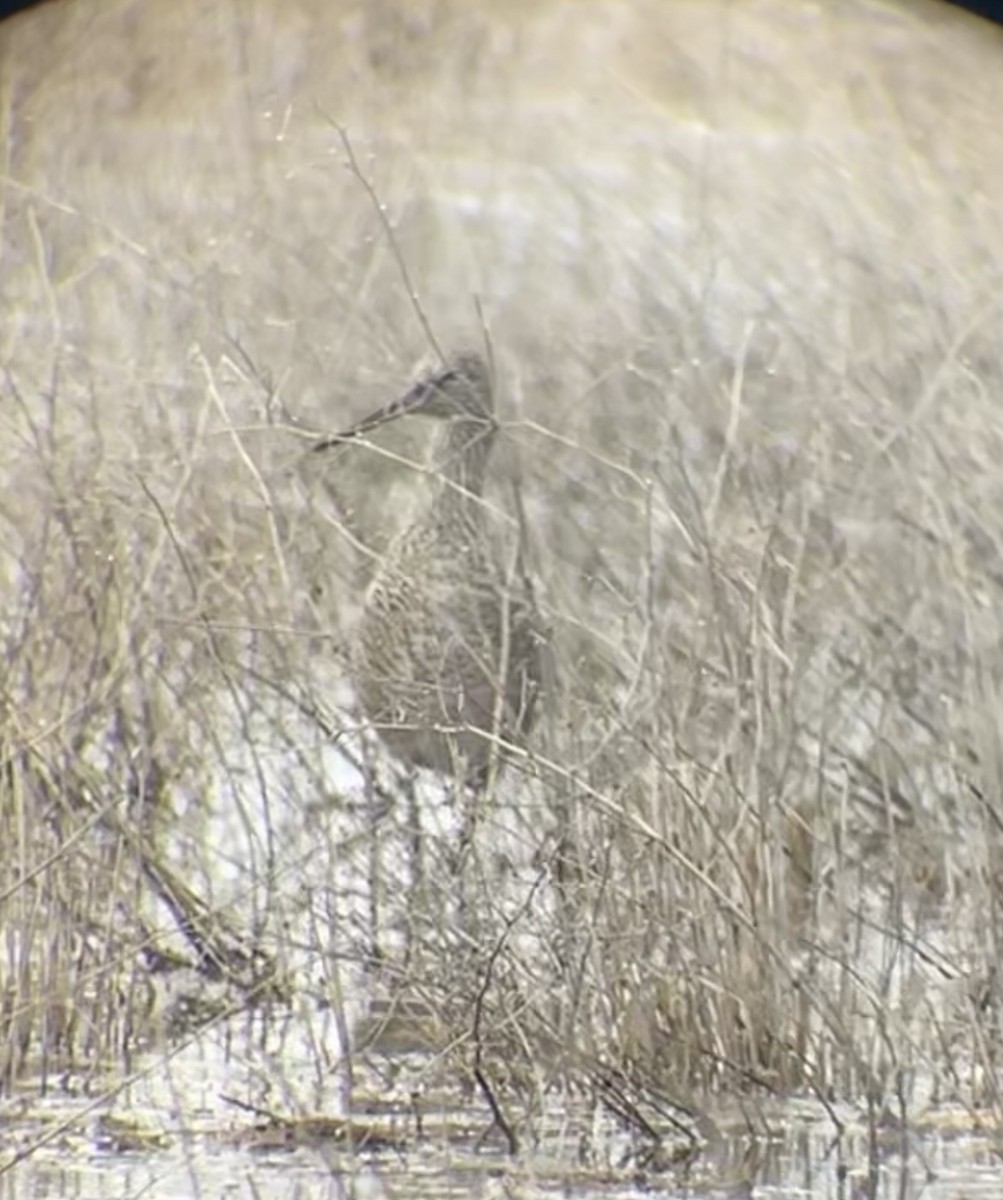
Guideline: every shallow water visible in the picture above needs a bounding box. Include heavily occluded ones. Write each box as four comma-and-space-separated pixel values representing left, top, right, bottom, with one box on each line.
2, 1022, 1000, 1200
2, 1122, 1000, 1199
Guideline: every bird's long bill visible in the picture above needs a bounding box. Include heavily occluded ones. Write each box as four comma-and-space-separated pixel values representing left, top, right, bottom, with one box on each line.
312, 368, 449, 453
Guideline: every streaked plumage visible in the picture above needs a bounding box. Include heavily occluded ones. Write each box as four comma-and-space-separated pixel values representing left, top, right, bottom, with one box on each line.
315, 354, 541, 785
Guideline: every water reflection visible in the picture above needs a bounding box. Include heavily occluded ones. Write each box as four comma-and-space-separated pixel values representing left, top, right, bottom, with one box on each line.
2, 1099, 1001, 1200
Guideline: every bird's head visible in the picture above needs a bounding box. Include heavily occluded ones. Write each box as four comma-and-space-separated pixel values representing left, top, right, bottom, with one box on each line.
396, 353, 494, 423
315, 353, 494, 452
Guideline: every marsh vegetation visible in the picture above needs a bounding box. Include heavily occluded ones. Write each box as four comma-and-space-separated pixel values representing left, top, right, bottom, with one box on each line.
1, 1, 1003, 1194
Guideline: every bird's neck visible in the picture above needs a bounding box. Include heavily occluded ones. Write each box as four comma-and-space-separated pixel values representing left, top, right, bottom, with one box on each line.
429, 419, 497, 523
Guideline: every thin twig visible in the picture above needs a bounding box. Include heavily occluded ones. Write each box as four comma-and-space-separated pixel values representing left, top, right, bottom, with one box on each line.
323, 115, 444, 366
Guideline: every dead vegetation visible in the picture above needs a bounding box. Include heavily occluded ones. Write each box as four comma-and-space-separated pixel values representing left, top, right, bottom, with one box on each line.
2, 0, 1003, 1179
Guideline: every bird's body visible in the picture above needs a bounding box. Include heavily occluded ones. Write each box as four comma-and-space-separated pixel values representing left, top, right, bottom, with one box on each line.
317, 355, 541, 786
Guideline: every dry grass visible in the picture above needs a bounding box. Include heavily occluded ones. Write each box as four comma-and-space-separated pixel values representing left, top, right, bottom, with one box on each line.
2, 0, 1003, 1172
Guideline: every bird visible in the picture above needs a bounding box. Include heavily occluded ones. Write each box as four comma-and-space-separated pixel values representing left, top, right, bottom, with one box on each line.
314, 353, 543, 789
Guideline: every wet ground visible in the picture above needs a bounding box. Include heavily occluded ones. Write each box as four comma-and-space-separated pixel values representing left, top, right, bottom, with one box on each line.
2, 1008, 1000, 1200
2, 1110, 1000, 1199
